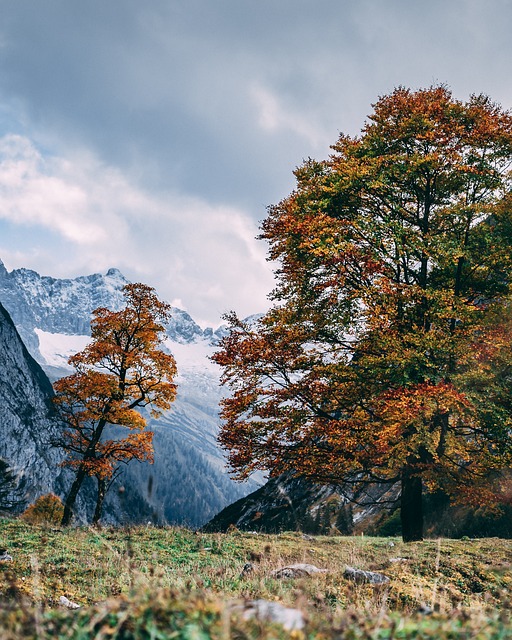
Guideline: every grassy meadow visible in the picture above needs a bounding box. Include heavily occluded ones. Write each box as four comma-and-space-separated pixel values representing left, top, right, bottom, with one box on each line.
0, 518, 510, 638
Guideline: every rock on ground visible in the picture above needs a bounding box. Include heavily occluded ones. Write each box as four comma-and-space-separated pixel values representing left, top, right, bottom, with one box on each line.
270, 563, 328, 579
58, 596, 81, 609
344, 566, 390, 585
238, 599, 305, 631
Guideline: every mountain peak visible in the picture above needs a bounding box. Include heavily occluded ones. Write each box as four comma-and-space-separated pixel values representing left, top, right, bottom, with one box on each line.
106, 267, 124, 278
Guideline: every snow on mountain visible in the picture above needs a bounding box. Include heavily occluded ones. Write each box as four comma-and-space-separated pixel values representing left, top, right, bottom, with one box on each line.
34, 329, 90, 369
0, 260, 260, 526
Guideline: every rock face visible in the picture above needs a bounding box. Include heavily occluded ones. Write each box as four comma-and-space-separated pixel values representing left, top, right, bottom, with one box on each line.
204, 474, 354, 533
203, 473, 401, 535
0, 261, 127, 361
0, 301, 66, 506
0, 260, 259, 526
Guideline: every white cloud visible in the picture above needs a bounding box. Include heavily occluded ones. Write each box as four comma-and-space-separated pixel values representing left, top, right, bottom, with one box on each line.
0, 135, 123, 244
250, 83, 331, 149
0, 135, 274, 326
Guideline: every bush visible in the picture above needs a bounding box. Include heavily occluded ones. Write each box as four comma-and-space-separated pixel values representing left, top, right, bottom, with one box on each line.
21, 494, 64, 525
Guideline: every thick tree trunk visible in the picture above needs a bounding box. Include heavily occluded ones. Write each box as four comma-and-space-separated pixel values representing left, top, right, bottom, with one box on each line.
61, 465, 88, 526
400, 469, 423, 542
92, 477, 107, 526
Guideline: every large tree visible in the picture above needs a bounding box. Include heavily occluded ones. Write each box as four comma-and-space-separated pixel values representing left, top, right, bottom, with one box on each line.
214, 86, 512, 541
54, 283, 177, 526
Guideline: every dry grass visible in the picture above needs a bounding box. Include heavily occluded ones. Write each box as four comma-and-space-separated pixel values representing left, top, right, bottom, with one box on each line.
0, 518, 510, 638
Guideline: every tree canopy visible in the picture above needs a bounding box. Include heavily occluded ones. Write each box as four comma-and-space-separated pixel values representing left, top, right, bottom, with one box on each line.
213, 86, 512, 541
55, 283, 177, 525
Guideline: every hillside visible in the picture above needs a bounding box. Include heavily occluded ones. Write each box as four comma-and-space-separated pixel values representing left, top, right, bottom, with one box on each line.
0, 519, 510, 638
204, 473, 512, 539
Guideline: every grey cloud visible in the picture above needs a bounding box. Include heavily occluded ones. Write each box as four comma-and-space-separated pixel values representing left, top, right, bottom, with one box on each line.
3, 1, 511, 212
1, 0, 511, 322
7, 1, 507, 211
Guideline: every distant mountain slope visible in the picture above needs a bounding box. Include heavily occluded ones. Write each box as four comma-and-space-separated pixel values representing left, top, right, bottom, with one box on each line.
0, 260, 259, 526
204, 472, 512, 538
203, 473, 400, 535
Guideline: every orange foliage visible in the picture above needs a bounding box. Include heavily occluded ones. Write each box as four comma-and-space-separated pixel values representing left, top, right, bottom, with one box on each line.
21, 494, 64, 525
214, 86, 512, 522
54, 284, 177, 520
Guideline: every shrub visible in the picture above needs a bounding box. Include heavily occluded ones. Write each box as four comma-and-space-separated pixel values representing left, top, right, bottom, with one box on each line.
21, 493, 64, 525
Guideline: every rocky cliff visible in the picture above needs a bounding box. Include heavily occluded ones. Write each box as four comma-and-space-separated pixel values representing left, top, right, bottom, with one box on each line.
0, 301, 65, 506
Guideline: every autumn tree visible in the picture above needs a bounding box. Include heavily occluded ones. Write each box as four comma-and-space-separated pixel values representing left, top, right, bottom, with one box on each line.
214, 86, 512, 541
54, 283, 177, 526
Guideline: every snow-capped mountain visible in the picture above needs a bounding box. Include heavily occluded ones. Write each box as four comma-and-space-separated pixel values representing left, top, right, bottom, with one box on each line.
0, 259, 259, 526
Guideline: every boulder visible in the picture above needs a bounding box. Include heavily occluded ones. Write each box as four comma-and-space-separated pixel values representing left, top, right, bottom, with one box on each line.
343, 566, 390, 585
271, 563, 328, 579
238, 599, 305, 631
58, 596, 81, 609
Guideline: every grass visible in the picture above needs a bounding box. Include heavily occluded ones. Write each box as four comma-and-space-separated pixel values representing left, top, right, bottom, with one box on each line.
0, 518, 510, 638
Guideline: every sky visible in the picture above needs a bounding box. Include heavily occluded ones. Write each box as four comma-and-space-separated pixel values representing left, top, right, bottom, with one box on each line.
0, 0, 511, 327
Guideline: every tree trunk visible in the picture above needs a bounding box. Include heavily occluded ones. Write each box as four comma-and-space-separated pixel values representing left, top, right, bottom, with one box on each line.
61, 418, 108, 526
400, 469, 423, 542
92, 477, 107, 526
61, 465, 88, 526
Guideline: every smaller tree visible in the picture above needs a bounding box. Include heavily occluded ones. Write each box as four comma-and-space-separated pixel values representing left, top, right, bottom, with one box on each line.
54, 283, 177, 526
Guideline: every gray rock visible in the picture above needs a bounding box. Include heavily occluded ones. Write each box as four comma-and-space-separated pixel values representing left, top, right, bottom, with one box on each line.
271, 563, 328, 579
0, 552, 13, 562
240, 562, 255, 578
344, 566, 390, 585
58, 595, 81, 609
417, 603, 433, 615
238, 599, 305, 631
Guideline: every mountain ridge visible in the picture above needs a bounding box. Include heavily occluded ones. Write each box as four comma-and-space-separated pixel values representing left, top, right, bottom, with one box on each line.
0, 260, 260, 526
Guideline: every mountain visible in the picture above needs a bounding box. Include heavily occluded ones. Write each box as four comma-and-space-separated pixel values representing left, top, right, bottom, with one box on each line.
0, 260, 260, 526
0, 300, 67, 507
203, 473, 400, 535
204, 473, 512, 538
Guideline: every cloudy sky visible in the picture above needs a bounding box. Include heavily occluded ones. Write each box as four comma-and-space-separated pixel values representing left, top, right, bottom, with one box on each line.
0, 1, 511, 326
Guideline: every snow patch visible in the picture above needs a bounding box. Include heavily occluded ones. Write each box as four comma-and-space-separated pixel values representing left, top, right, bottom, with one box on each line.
34, 329, 89, 369
165, 337, 219, 378
34, 328, 220, 383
